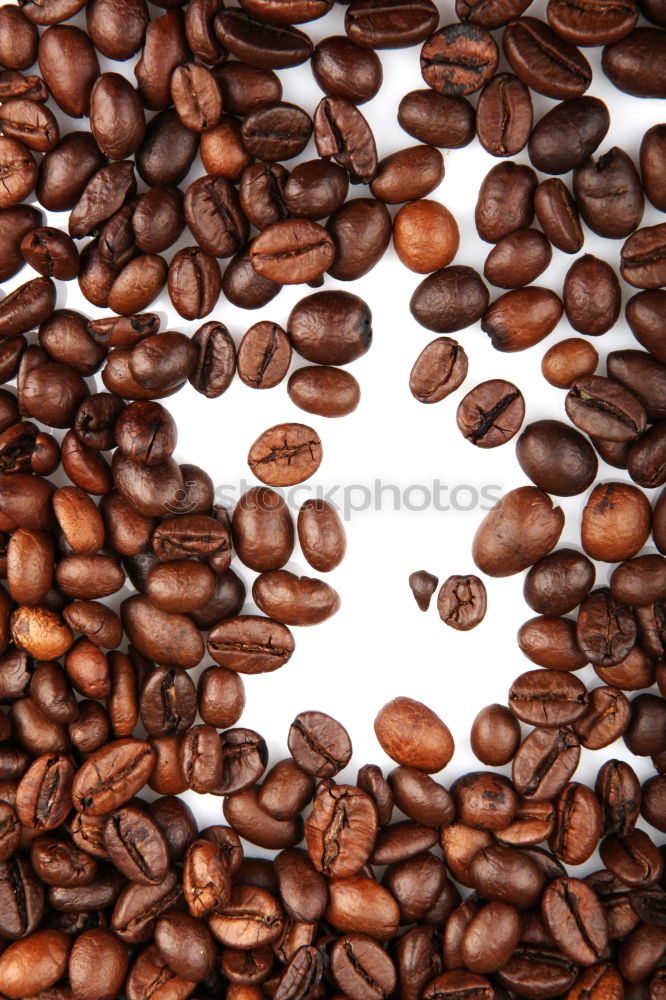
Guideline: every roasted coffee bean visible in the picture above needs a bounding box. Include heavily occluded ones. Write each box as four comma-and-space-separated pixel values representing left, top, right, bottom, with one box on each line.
524, 549, 595, 615
509, 669, 589, 726
89, 74, 145, 162
601, 829, 663, 887
312, 35, 382, 103
201, 115, 253, 182
247, 423, 322, 488
296, 499, 346, 573
534, 177, 584, 253
410, 266, 489, 333
15, 753, 73, 831
250, 220, 334, 285
542, 338, 598, 389
345, 0, 438, 48
134, 10, 190, 110
103, 803, 169, 884
641, 123, 666, 211
484, 285, 563, 350
71, 738, 154, 815
69, 161, 136, 240
563, 255, 621, 336
409, 337, 468, 404
596, 758, 641, 836
242, 102, 312, 162
223, 787, 300, 850
529, 96, 610, 175
476, 73, 532, 157
326, 197, 391, 281
0, 930, 70, 999
469, 703, 521, 767
259, 759, 315, 824
19, 227, 78, 282
621, 223, 666, 289
38, 26, 99, 118
512, 726, 581, 801
518, 615, 587, 671
476, 161, 537, 243
469, 844, 546, 908
624, 695, 666, 754
0, 70, 48, 103
184, 175, 248, 259
542, 877, 608, 966
239, 162, 288, 230
503, 17, 592, 98
437, 575, 487, 630
86, 0, 147, 59
136, 109, 198, 188
611, 553, 666, 607
548, 0, 638, 43
407, 570, 439, 612
566, 376, 647, 442
484, 229, 551, 288
607, 350, 666, 423
0, 137, 38, 209
574, 148, 644, 240
189, 321, 236, 398
582, 482, 651, 561
283, 160, 349, 220
456, 0, 532, 27
208, 614, 294, 675
287, 366, 360, 419
603, 28, 666, 98
516, 419, 597, 496
371, 146, 444, 205
168, 247, 221, 322
232, 486, 294, 572
375, 696, 453, 772
399, 89, 475, 150
314, 96, 378, 184
214, 9, 313, 69
451, 771, 517, 831
394, 200, 458, 274
573, 686, 631, 749
0, 204, 41, 282
473, 486, 564, 576
420, 24, 498, 96
577, 588, 637, 666
456, 379, 525, 448
253, 570, 340, 626
237, 322, 291, 389
0, 98, 58, 154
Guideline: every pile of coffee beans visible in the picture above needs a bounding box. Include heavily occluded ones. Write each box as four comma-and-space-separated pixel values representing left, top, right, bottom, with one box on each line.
0, 0, 665, 993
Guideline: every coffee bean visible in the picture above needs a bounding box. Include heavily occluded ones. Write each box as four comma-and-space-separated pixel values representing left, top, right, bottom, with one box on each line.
0, 930, 70, 1000
86, 0, 148, 59
542, 877, 609, 966
185, 175, 248, 259
640, 124, 666, 211
626, 290, 666, 361
20, 227, 78, 281
421, 24, 499, 96
208, 615, 295, 674
283, 160, 349, 220
250, 219, 334, 285
410, 265, 489, 333
476, 161, 537, 243
330, 932, 397, 1000
237, 322, 291, 390
288, 365, 361, 419
260, 759, 315, 822
485, 228, 551, 288
456, 0, 532, 27
473, 486, 564, 576
524, 549, 595, 617
483, 287, 564, 352
312, 35, 382, 103
601, 829, 663, 887
577, 588, 637, 666
168, 247, 221, 322
393, 200, 459, 274
476, 73, 533, 157
409, 337, 468, 404
470, 704, 521, 766
253, 570, 340, 626
603, 28, 666, 97
456, 379, 525, 448
436, 575, 487, 630
516, 419, 597, 496
214, 9, 313, 68
90, 73, 145, 161
296, 499, 346, 573
566, 375, 647, 441
375, 696, 454, 772
242, 101, 313, 162
542, 338, 598, 389
38, 25, 99, 118
534, 177, 584, 253
529, 96, 610, 175
407, 569, 438, 612
346, 0, 438, 48
0, 136, 37, 208
223, 787, 300, 849
574, 148, 644, 239
327, 197, 392, 280
314, 96, 378, 184
622, 223, 666, 289
398, 89, 475, 148
547, 0, 638, 44
503, 17, 592, 98
518, 615, 587, 671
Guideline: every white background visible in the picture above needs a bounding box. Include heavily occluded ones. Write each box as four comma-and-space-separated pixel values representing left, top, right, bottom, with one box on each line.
7, 0, 666, 855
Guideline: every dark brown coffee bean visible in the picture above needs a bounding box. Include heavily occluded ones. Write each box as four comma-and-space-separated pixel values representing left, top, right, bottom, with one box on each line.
483, 287, 563, 352
420, 24, 499, 96
456, 0, 532, 27
0, 204, 41, 282
542, 877, 609, 966
469, 844, 546, 908
169, 61, 223, 133
259, 758, 315, 823
314, 96, 378, 184
595, 758, 641, 836
534, 177, 584, 253
469, 704, 521, 768
134, 10, 190, 110
282, 160, 348, 221
327, 197, 392, 281
518, 615, 587, 670
122, 595, 204, 668
601, 829, 663, 887
409, 337, 468, 404
253, 570, 340, 626
345, 0, 437, 48
232, 486, 294, 573
207, 615, 295, 674
603, 28, 666, 98
288, 290, 371, 365
239, 162, 288, 232
90, 74, 145, 161
184, 175, 248, 259
476, 73, 532, 156
517, 419, 597, 495
473, 486, 564, 577
214, 9, 313, 68
250, 220, 334, 285
247, 423, 322, 487
577, 588, 637, 666
529, 96, 610, 175
398, 89, 475, 149
456, 379, 525, 448
566, 376, 647, 442
168, 246, 221, 321
563, 255, 621, 336
504, 17, 592, 99
509, 669, 589, 726
641, 124, 666, 211
237, 322, 291, 389
476, 161, 537, 243
136, 109, 198, 188
69, 161, 136, 241
103, 804, 169, 885
548, 0, 638, 44
190, 321, 236, 398
287, 712, 352, 780
297, 499, 346, 573
71, 738, 154, 815
370, 145, 444, 205
242, 102, 313, 162
20, 228, 78, 281
38, 26, 99, 118
0, 70, 48, 103
512, 726, 580, 802
223, 787, 300, 850
154, 911, 216, 983
621, 223, 666, 290
410, 265, 489, 333
573, 149, 643, 242
0, 136, 37, 208
86, 0, 148, 59
312, 35, 382, 103
484, 229, 552, 288
0, 98, 58, 154
15, 753, 73, 831
524, 549, 595, 616
607, 350, 666, 423
288, 365, 361, 418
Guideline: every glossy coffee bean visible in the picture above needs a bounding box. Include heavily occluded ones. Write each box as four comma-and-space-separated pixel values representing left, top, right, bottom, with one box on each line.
420, 24, 499, 96
456, 379, 525, 448
473, 486, 564, 577
503, 17, 592, 99
516, 419, 597, 496
312, 35, 382, 103
603, 28, 666, 98
529, 96, 610, 175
